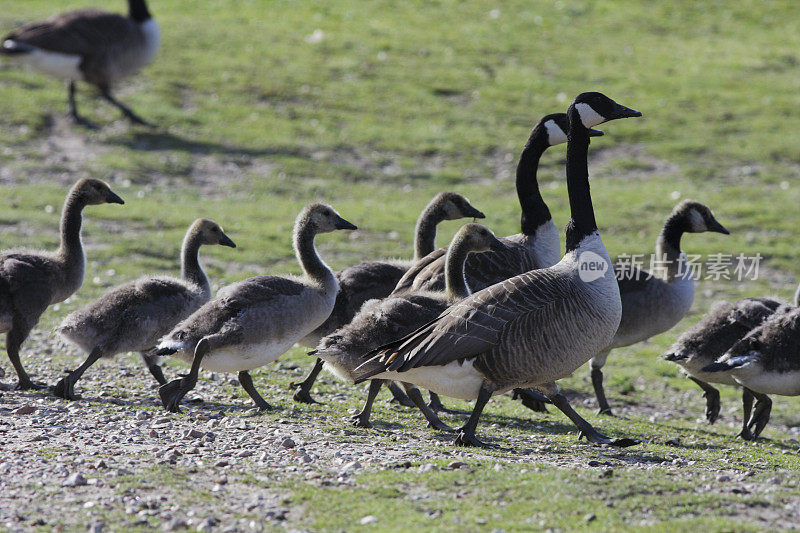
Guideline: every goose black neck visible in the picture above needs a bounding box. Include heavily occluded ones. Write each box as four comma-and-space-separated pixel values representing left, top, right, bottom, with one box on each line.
516, 134, 551, 235
564, 120, 597, 252
414, 202, 444, 261
443, 237, 473, 301
294, 221, 333, 285
129, 0, 152, 22
58, 189, 86, 261
181, 230, 210, 296
655, 212, 688, 279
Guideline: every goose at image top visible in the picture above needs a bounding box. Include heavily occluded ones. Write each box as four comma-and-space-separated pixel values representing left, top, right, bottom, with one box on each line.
0, 178, 124, 391
391, 112, 603, 296
700, 301, 800, 440
152, 203, 357, 413
311, 223, 508, 430
664, 294, 794, 441
353, 91, 642, 448
0, 0, 160, 128
588, 200, 730, 416
53, 219, 237, 401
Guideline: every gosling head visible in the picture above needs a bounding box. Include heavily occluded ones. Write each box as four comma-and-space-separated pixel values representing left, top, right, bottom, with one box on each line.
455, 223, 509, 253
192, 219, 236, 248
435, 191, 485, 221
73, 178, 125, 206
674, 200, 730, 235
303, 203, 358, 234
537, 113, 603, 146
569, 92, 642, 128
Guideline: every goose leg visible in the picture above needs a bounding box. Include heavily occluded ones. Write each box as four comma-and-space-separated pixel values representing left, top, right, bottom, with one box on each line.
689, 377, 721, 424
386, 381, 416, 407
511, 388, 549, 413
140, 352, 167, 385
53, 344, 105, 400
736, 388, 755, 440
159, 337, 210, 413
454, 382, 493, 447
351, 379, 384, 428
67, 81, 97, 129
747, 392, 772, 439
427, 392, 467, 414
238, 371, 272, 411
99, 84, 152, 127
1, 317, 44, 391
542, 382, 638, 447
590, 350, 613, 415
290, 357, 324, 404
401, 384, 454, 432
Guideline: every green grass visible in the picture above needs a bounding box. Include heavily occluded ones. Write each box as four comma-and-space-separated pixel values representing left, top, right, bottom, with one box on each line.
3, 0, 800, 531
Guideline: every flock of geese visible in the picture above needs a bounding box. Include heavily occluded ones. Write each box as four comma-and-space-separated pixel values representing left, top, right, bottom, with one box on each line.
2, 1, 800, 449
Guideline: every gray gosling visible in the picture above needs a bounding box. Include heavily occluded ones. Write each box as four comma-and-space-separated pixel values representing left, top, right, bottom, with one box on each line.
312, 223, 508, 429
54, 219, 236, 400
153, 203, 356, 412
1, 0, 159, 128
0, 178, 124, 390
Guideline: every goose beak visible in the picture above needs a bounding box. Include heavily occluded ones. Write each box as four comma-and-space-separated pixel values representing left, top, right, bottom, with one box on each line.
106, 190, 125, 205
219, 233, 237, 248
588, 128, 604, 137
335, 216, 358, 231
465, 206, 485, 219
708, 218, 730, 235
490, 237, 510, 252
607, 102, 642, 120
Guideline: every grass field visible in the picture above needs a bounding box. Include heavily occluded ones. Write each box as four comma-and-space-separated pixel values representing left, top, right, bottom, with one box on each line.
2, 0, 800, 531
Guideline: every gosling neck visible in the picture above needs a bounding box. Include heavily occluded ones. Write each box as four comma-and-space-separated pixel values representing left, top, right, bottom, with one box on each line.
517, 133, 552, 236
57, 189, 87, 269
294, 221, 335, 287
655, 212, 687, 281
444, 238, 474, 302
413, 202, 445, 260
180, 230, 211, 297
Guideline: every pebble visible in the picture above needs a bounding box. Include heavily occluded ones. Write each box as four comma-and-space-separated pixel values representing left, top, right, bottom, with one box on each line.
63, 473, 87, 487
360, 515, 378, 525
163, 518, 188, 531
185, 429, 205, 439
584, 513, 597, 523
280, 438, 296, 449
448, 461, 467, 470
14, 405, 37, 415
717, 475, 732, 482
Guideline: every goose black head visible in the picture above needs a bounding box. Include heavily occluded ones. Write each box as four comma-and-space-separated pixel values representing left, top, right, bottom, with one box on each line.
304, 203, 358, 233
193, 219, 236, 248
73, 178, 125, 206
674, 200, 730, 235
537, 113, 604, 146
456, 223, 509, 253
569, 92, 642, 128
436, 191, 485, 220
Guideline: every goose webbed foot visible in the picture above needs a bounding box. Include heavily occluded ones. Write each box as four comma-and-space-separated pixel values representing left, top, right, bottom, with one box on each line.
704, 390, 721, 424
68, 112, 98, 130
5, 379, 48, 391
386, 381, 415, 407
290, 386, 320, 404
548, 390, 639, 448
427, 392, 467, 414
454, 430, 490, 448
512, 388, 549, 413
349, 412, 372, 428
578, 430, 640, 447
238, 371, 272, 411
53, 373, 80, 400
159, 375, 196, 413
736, 428, 755, 441
746, 395, 772, 440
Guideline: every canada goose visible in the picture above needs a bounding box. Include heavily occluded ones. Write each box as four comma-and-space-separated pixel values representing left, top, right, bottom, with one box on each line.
0, 179, 124, 390
354, 92, 642, 447
1, 0, 160, 128
53, 219, 236, 400
392, 113, 603, 296
153, 203, 356, 412
664, 297, 786, 439
290, 192, 484, 403
702, 305, 800, 439
312, 223, 508, 429
589, 200, 730, 415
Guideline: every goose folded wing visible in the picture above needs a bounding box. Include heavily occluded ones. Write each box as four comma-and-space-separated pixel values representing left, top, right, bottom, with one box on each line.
355, 269, 573, 381
390, 247, 447, 295
8, 12, 136, 55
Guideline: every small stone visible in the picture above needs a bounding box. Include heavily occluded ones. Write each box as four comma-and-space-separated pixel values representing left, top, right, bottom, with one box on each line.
717, 475, 732, 482
149, 429, 160, 438
197, 518, 218, 532
584, 513, 597, 523
280, 438, 295, 449
587, 460, 600, 467
341, 461, 362, 474
360, 515, 378, 525
14, 405, 36, 415
448, 461, 467, 470
87, 520, 105, 533
63, 473, 87, 487
214, 460, 229, 468
163, 518, 187, 531
184, 429, 205, 439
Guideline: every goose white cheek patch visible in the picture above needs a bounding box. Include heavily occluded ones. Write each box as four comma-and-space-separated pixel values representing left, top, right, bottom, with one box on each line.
575, 103, 606, 128
544, 120, 568, 145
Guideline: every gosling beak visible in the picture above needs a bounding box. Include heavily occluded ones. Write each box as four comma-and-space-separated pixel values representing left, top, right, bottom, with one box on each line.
588, 128, 604, 137
219, 233, 237, 248
490, 237, 510, 252
607, 102, 642, 120
106, 190, 125, 205
335, 216, 358, 231
465, 206, 486, 219
708, 218, 730, 235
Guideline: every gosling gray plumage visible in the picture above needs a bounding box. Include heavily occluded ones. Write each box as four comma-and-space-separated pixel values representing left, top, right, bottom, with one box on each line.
153, 203, 356, 412
589, 200, 730, 415
355, 92, 642, 448
1, 0, 159, 127
313, 223, 508, 429
53, 219, 236, 400
0, 178, 124, 390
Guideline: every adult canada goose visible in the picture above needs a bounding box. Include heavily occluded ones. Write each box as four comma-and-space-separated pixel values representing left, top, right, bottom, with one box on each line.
153, 203, 356, 412
664, 297, 786, 439
313, 223, 508, 429
702, 304, 800, 439
53, 219, 236, 400
291, 192, 484, 403
0, 179, 124, 390
1, 0, 160, 128
392, 113, 603, 296
355, 92, 642, 447
589, 200, 730, 415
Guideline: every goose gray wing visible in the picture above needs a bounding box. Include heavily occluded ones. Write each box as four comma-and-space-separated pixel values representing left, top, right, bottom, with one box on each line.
355, 268, 573, 381
391, 248, 446, 295
5, 11, 136, 55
